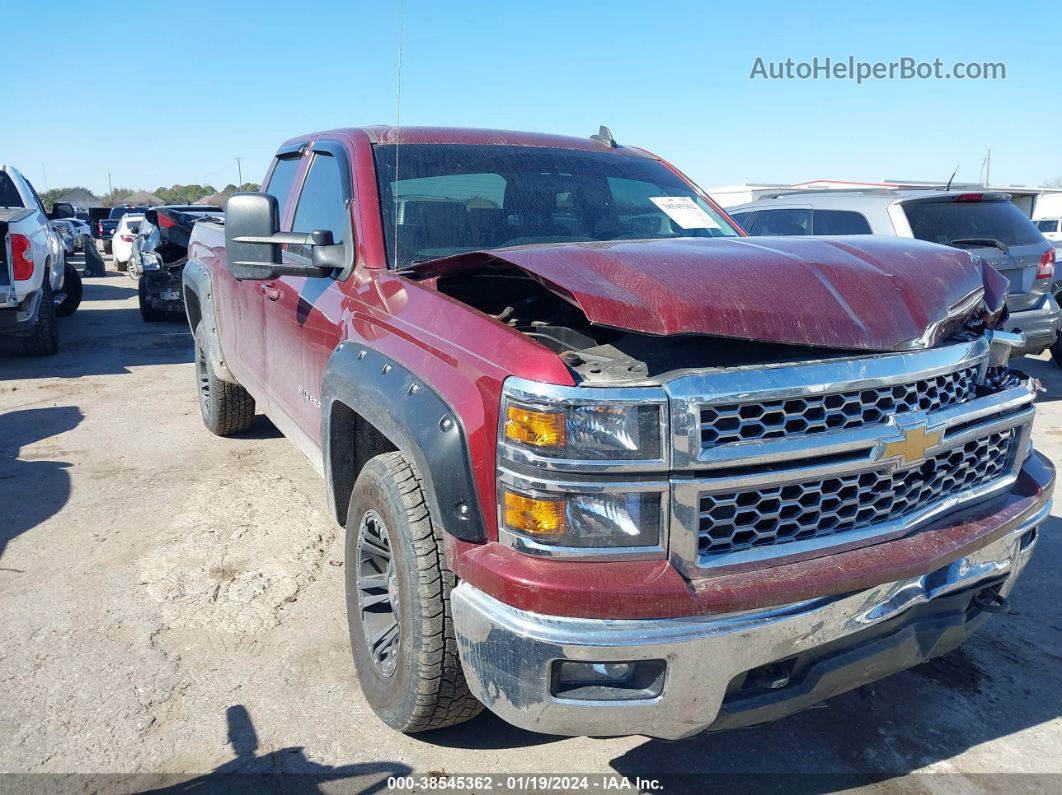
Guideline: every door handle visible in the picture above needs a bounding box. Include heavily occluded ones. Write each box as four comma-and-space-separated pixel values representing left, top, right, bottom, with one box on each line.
260, 282, 281, 301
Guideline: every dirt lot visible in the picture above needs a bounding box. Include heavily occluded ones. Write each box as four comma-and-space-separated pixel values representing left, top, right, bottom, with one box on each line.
1, 267, 1060, 791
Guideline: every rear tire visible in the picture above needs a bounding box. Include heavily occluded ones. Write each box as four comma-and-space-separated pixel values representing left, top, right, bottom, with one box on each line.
115, 257, 127, 273
138, 278, 165, 322
56, 264, 82, 317
345, 452, 483, 733
194, 325, 255, 435
22, 279, 59, 356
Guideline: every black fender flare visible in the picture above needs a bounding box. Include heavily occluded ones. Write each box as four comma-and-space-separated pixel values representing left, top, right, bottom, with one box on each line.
321, 343, 487, 542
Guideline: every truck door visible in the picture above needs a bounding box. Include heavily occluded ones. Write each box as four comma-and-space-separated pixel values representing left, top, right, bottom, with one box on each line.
265, 140, 353, 454
221, 147, 307, 398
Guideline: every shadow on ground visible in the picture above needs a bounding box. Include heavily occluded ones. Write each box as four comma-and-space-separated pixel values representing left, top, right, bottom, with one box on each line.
140, 705, 410, 793
0, 306, 192, 378
0, 406, 82, 559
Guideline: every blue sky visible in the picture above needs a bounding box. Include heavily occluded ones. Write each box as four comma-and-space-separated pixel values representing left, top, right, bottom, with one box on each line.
3, 0, 1057, 195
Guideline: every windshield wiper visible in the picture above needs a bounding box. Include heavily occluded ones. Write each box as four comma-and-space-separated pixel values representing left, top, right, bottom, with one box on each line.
948, 237, 1009, 254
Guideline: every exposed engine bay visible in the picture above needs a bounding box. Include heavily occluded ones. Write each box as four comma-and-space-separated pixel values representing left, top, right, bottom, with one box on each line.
435, 265, 868, 385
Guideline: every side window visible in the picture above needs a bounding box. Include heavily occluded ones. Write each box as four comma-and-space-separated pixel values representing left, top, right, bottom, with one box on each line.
24, 178, 46, 215
728, 211, 753, 231
748, 208, 810, 236
291, 153, 349, 243
263, 155, 302, 219
813, 209, 872, 235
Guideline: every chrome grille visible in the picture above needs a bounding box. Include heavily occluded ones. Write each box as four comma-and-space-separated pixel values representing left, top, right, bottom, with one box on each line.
700, 367, 979, 449
698, 430, 1015, 556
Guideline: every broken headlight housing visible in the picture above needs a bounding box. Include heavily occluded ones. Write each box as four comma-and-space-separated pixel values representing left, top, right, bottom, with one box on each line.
497, 377, 668, 556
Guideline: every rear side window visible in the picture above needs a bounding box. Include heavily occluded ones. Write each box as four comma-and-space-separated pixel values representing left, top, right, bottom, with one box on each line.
291, 154, 349, 243
1036, 219, 1059, 233
903, 199, 1044, 247
728, 211, 753, 231
264, 156, 302, 216
747, 208, 810, 236
0, 172, 24, 208
813, 209, 872, 234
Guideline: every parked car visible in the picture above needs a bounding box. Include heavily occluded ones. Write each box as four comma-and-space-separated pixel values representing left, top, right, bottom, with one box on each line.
98, 205, 148, 256
728, 189, 1060, 361
1, 164, 81, 355
128, 204, 220, 278
130, 205, 222, 321
111, 213, 144, 271
183, 127, 1052, 740
1036, 217, 1061, 242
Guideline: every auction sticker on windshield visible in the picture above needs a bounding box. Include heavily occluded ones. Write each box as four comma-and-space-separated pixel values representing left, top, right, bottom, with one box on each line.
650, 196, 721, 229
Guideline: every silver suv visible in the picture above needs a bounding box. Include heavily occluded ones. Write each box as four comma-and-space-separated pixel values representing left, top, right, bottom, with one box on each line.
729, 189, 1059, 360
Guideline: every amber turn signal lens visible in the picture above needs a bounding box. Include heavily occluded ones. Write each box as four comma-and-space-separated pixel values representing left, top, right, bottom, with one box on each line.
505, 405, 566, 449
503, 490, 566, 535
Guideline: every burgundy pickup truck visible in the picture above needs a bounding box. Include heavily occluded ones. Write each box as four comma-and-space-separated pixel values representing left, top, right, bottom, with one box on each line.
183, 126, 1053, 739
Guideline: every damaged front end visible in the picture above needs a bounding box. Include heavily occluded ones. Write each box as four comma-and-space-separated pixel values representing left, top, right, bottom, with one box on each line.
421, 235, 1011, 386
140, 254, 186, 313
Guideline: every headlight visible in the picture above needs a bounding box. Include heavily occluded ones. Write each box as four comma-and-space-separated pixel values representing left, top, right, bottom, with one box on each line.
141, 253, 161, 271
500, 382, 665, 462
497, 377, 669, 555
501, 486, 663, 549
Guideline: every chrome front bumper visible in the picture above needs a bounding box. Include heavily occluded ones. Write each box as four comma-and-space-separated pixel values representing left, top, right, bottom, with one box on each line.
453, 495, 1050, 740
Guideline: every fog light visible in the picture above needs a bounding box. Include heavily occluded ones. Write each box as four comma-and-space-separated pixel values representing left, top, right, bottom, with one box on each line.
551, 659, 666, 701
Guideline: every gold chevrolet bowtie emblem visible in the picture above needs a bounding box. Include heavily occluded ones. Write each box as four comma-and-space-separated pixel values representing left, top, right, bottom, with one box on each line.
881, 421, 944, 468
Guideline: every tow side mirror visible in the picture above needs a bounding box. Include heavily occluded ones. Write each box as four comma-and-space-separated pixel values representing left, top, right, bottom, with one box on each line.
224, 192, 338, 280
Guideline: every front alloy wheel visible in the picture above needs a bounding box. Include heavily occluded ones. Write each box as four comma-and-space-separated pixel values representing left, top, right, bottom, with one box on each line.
356, 509, 401, 677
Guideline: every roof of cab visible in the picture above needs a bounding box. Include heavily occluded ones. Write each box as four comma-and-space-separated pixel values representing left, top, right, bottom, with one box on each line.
289, 126, 655, 156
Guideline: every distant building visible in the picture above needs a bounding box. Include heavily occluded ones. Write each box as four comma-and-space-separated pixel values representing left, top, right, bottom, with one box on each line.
55, 188, 101, 208
120, 191, 165, 206
195, 192, 229, 207
707, 178, 1062, 218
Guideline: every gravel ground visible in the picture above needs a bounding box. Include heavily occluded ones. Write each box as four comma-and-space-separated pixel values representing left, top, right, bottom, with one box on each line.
1, 266, 1060, 792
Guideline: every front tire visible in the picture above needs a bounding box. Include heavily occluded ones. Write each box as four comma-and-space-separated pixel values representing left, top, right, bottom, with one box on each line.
22, 279, 59, 356
193, 325, 255, 435
345, 452, 482, 733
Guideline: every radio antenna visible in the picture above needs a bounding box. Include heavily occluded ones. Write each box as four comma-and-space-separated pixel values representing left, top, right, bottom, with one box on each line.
945, 164, 960, 192
392, 0, 405, 267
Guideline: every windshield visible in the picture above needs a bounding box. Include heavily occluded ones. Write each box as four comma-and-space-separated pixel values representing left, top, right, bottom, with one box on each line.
372, 144, 737, 268
903, 199, 1044, 247
110, 206, 148, 220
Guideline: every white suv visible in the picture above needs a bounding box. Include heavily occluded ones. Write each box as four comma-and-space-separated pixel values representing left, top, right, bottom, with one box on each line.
729, 189, 1059, 360
111, 213, 144, 271
1036, 217, 1061, 242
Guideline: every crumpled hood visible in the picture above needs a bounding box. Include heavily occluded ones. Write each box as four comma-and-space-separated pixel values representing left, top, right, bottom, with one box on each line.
417, 235, 1009, 351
